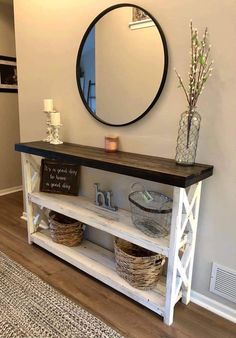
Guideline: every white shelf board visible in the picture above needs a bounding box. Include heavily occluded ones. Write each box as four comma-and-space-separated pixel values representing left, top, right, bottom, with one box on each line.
31, 230, 168, 316
29, 192, 170, 256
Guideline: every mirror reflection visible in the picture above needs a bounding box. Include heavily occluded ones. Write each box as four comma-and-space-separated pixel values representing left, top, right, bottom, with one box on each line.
77, 5, 168, 126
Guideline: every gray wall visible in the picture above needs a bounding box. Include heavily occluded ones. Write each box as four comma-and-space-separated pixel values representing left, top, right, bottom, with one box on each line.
14, 0, 236, 311
0, 0, 21, 190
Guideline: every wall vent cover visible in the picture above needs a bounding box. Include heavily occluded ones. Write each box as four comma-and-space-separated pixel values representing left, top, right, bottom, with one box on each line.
210, 263, 236, 304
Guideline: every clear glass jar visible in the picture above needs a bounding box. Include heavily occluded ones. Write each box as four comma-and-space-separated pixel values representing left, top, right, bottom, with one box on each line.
175, 108, 201, 165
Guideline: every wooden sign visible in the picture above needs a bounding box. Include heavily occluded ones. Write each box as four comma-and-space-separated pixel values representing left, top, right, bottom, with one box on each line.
40, 159, 80, 195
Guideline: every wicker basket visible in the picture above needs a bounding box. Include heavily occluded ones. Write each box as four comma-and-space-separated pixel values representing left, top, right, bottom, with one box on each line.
114, 237, 165, 290
129, 183, 172, 238
49, 211, 84, 247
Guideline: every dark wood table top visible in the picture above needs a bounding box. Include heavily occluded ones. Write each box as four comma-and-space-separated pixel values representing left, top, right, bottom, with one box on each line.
15, 141, 213, 188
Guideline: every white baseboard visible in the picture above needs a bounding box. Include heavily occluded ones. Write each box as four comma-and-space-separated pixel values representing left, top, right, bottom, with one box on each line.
0, 186, 22, 196
191, 290, 236, 323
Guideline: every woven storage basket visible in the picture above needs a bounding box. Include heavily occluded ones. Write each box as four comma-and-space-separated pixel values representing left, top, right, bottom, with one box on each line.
49, 211, 84, 247
114, 237, 165, 290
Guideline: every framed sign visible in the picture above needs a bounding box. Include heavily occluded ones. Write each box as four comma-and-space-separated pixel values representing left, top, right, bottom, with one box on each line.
0, 55, 17, 93
129, 7, 155, 30
132, 8, 149, 22
40, 159, 80, 195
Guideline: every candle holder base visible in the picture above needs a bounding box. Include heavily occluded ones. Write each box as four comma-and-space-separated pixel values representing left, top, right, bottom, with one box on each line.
43, 135, 53, 143
50, 124, 63, 145
43, 110, 53, 143
50, 139, 63, 145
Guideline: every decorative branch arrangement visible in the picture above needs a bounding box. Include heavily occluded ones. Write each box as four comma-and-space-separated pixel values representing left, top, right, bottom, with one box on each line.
175, 21, 213, 111
174, 22, 213, 150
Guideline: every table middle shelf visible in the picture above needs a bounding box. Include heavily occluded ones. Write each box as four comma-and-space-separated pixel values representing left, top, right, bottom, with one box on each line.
29, 192, 175, 256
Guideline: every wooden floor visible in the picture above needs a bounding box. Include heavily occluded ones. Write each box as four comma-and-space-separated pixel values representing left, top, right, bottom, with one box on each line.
0, 192, 235, 338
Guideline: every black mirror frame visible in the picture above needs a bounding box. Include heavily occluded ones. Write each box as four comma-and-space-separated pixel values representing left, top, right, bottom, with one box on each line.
76, 3, 168, 127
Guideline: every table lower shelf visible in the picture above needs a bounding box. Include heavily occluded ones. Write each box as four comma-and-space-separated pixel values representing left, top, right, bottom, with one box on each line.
30, 230, 181, 317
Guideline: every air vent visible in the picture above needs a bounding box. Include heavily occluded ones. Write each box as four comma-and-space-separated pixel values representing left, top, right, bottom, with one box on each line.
210, 263, 236, 303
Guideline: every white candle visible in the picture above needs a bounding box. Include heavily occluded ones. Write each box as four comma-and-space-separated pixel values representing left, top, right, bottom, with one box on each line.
51, 112, 61, 126
44, 99, 54, 112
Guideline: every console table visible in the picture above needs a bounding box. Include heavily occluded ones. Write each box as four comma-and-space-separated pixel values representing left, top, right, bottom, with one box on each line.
15, 141, 213, 325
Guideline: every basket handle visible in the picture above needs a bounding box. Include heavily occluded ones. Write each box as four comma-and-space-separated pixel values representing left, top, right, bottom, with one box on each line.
155, 257, 165, 266
49, 212, 56, 220
130, 182, 146, 193
130, 182, 153, 203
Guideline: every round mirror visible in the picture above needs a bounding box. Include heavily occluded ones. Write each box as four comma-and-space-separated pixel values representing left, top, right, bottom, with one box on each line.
76, 4, 168, 126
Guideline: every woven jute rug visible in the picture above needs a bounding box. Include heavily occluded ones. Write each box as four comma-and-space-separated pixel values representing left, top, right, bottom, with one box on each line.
0, 251, 124, 338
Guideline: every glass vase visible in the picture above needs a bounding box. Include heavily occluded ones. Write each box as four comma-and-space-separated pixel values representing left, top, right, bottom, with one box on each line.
175, 108, 201, 165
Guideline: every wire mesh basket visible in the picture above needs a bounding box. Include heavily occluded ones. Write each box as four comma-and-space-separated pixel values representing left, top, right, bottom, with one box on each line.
128, 183, 172, 238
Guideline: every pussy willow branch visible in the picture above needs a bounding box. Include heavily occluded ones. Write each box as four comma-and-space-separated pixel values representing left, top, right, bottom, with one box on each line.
193, 46, 211, 105
175, 22, 213, 109
175, 69, 191, 106
193, 28, 207, 106
190, 24, 199, 108
194, 60, 213, 105
189, 22, 195, 108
